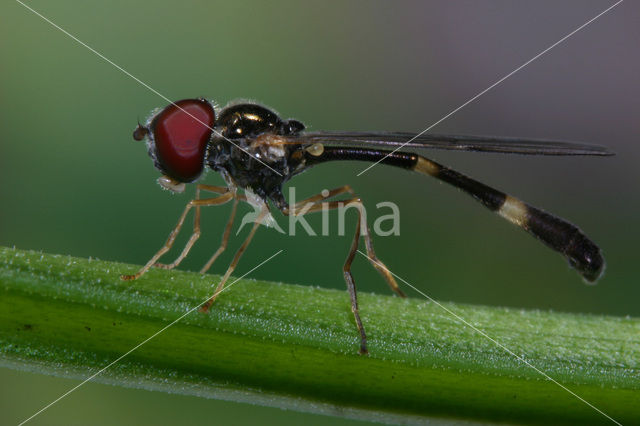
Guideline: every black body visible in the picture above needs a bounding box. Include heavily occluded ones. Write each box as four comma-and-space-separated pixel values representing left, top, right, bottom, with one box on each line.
305, 146, 604, 281
142, 100, 610, 282
206, 103, 306, 204
131, 98, 612, 355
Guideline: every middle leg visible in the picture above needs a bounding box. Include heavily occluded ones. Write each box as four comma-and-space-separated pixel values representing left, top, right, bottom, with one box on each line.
199, 207, 268, 312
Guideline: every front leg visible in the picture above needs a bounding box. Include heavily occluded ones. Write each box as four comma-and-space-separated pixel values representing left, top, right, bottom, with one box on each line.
120, 187, 233, 281
153, 185, 232, 271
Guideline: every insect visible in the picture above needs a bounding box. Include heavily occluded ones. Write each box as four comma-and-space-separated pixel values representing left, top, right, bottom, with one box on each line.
122, 98, 611, 354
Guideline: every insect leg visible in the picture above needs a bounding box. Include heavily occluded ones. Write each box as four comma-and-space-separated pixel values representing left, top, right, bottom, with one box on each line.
288, 185, 354, 211
120, 191, 234, 281
344, 208, 368, 355
154, 185, 232, 271
199, 198, 239, 274
284, 190, 405, 297
281, 194, 404, 354
199, 207, 268, 312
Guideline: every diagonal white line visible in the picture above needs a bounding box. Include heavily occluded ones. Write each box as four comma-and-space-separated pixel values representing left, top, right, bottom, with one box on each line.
356, 0, 623, 176
15, 0, 283, 177
356, 250, 621, 425
18, 249, 284, 426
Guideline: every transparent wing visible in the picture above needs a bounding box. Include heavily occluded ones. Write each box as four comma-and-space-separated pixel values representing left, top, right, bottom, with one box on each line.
292, 131, 613, 156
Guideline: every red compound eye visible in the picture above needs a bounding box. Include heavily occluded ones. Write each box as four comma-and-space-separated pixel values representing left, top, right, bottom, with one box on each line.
151, 98, 215, 182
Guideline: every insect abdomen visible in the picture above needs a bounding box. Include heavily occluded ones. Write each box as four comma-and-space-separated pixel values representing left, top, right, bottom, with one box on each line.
304, 146, 605, 282
414, 156, 605, 282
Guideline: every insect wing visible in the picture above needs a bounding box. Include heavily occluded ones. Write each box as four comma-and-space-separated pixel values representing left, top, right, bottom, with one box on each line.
295, 131, 613, 156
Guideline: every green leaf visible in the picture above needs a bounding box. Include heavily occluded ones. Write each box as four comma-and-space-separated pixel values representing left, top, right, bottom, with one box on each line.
0, 246, 638, 425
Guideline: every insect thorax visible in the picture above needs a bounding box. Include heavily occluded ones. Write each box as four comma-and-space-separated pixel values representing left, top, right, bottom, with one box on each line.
205, 102, 306, 206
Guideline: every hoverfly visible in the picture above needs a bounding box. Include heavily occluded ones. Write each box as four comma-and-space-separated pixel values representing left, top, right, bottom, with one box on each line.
122, 98, 610, 354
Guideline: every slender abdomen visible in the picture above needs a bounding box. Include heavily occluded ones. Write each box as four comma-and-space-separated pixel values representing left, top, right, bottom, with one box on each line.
306, 147, 605, 282
413, 156, 604, 282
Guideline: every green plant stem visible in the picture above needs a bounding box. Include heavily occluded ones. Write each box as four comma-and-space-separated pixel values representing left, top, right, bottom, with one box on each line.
0, 247, 638, 425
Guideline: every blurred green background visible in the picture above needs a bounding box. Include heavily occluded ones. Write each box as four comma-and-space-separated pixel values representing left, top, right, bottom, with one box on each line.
1, 0, 638, 424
